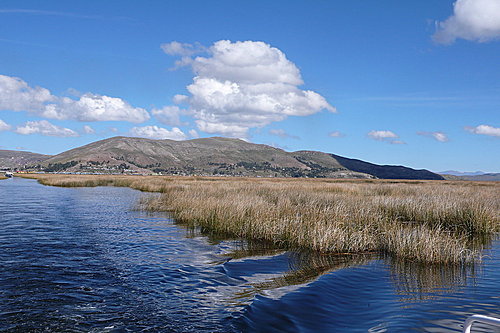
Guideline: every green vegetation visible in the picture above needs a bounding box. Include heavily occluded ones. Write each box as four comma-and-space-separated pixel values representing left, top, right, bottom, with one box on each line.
44, 161, 78, 172
17, 174, 500, 263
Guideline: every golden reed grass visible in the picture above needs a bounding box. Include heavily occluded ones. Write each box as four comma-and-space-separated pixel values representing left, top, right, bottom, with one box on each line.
17, 174, 500, 263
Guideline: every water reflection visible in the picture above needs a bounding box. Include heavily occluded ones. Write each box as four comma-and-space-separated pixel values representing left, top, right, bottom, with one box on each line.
387, 235, 496, 303
388, 259, 476, 302
176, 219, 498, 313
232, 251, 376, 300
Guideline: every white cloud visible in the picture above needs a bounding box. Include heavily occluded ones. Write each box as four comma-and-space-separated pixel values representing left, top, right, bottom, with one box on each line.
129, 125, 187, 140
152, 105, 182, 126
417, 131, 449, 142
269, 128, 299, 139
0, 74, 54, 112
43, 93, 150, 123
432, 132, 449, 142
83, 125, 95, 134
0, 119, 11, 131
368, 130, 398, 141
188, 129, 199, 138
173, 94, 189, 104
195, 120, 248, 138
368, 130, 405, 144
161, 42, 206, 70
0, 74, 149, 123
161, 41, 205, 56
466, 124, 500, 137
328, 131, 344, 138
164, 40, 335, 137
433, 0, 500, 44
15, 120, 79, 137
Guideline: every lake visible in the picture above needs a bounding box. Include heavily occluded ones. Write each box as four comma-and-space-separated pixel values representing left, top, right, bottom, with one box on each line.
1, 177, 499, 332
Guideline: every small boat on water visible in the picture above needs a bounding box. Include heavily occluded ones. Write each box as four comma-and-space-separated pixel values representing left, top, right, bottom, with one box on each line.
4, 172, 13, 178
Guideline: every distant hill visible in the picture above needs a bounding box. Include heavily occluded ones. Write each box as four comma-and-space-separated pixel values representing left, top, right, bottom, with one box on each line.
464, 173, 500, 181
0, 150, 51, 170
39, 136, 367, 178
331, 154, 444, 180
442, 173, 500, 182
25, 136, 444, 180
439, 170, 486, 176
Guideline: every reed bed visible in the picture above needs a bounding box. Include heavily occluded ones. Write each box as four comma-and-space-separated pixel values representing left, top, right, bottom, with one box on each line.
18, 174, 500, 263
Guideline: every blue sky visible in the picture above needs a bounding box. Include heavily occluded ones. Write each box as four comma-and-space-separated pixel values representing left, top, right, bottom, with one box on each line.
0, 0, 499, 172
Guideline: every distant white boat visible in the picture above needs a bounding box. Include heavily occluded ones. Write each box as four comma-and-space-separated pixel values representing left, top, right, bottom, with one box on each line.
4, 172, 13, 178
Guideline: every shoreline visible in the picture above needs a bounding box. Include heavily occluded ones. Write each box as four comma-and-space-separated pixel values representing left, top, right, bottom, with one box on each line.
15, 173, 500, 264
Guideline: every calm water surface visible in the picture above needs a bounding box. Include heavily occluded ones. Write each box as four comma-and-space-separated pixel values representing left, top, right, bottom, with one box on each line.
1, 178, 499, 332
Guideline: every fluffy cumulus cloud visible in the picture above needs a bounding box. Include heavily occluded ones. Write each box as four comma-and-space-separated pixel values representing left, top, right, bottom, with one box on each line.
0, 74, 149, 123
433, 0, 500, 44
46, 94, 150, 123
152, 105, 183, 126
15, 120, 79, 137
465, 124, 500, 137
163, 40, 335, 137
368, 130, 404, 144
0, 75, 54, 112
129, 125, 187, 140
417, 131, 449, 142
0, 119, 11, 131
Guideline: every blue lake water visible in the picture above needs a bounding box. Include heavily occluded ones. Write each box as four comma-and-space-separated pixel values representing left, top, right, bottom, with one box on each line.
1, 177, 499, 332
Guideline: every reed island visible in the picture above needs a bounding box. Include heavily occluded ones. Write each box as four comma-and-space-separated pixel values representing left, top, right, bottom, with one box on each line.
16, 173, 500, 264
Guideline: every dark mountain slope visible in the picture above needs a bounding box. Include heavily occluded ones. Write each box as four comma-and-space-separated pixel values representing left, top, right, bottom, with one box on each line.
330, 154, 445, 180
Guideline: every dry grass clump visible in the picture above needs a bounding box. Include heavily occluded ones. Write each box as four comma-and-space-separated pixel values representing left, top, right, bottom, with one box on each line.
17, 174, 500, 263
144, 180, 498, 263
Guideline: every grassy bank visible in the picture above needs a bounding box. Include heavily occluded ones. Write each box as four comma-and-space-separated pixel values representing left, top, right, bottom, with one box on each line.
17, 174, 500, 263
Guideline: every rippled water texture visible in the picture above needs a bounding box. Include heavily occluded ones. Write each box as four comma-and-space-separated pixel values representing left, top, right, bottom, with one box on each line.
1, 178, 499, 332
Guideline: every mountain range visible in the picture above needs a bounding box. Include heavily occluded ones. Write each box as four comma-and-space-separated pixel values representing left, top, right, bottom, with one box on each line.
0, 136, 451, 180
439, 170, 487, 176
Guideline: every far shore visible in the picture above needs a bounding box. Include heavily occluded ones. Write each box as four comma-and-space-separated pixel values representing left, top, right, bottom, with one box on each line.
15, 173, 500, 264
